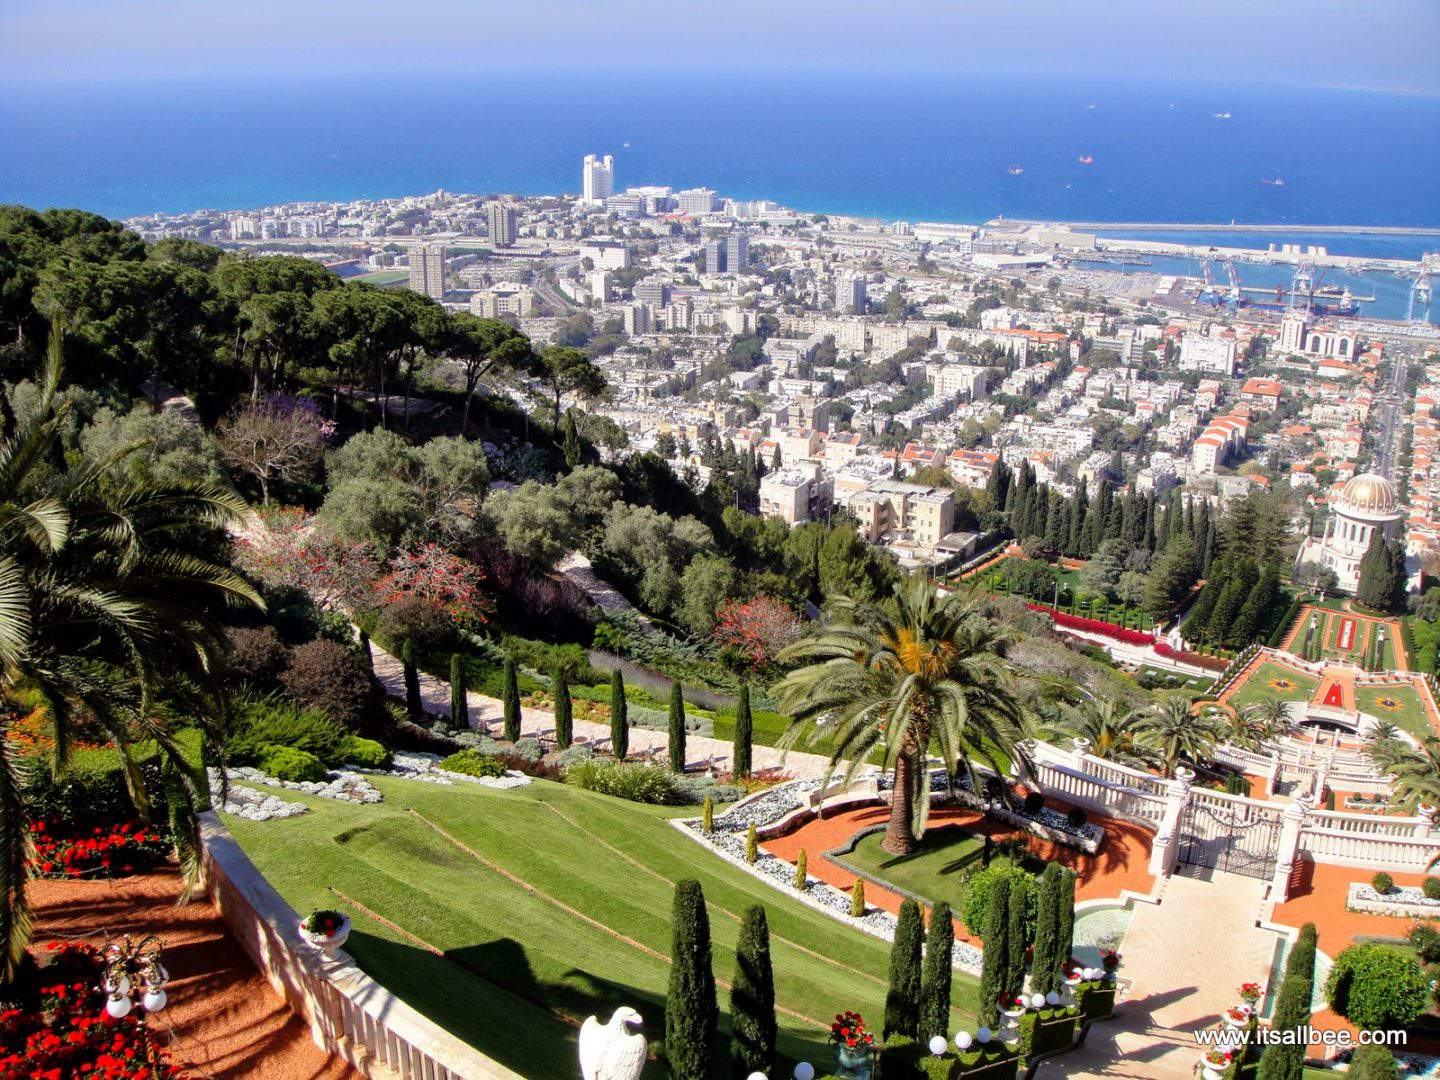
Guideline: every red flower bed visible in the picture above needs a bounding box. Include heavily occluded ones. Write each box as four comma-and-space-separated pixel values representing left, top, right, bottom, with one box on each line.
1026, 605, 1154, 646
0, 942, 188, 1079
30, 821, 170, 880
1153, 641, 1228, 672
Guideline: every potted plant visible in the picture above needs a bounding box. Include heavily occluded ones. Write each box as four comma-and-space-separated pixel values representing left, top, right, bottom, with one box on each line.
1238, 982, 1261, 1007
300, 908, 351, 954
1100, 949, 1121, 978
1203, 1047, 1234, 1079
829, 1011, 875, 1076
1224, 1004, 1250, 1029
1001, 993, 1028, 1029
1063, 962, 1085, 987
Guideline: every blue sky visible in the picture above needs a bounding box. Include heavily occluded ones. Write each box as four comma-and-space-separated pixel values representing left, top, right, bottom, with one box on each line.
4, 0, 1438, 94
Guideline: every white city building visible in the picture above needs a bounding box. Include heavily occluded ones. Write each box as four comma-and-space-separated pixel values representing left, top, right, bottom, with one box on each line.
1294, 473, 1404, 593
581, 154, 615, 204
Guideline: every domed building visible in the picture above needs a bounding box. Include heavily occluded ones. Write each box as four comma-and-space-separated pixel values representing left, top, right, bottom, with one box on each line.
1294, 473, 1404, 593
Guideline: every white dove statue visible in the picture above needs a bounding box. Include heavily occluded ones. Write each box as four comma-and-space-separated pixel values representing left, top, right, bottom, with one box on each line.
578, 1006, 647, 1080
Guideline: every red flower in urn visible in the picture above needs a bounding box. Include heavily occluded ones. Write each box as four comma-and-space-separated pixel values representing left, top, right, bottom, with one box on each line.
829, 1011, 875, 1049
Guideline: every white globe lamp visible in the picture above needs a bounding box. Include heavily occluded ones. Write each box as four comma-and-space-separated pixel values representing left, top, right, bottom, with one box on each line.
142, 988, 168, 1013
955, 1031, 973, 1050
1030, 993, 1046, 1009
929, 1035, 948, 1056
794, 1064, 815, 1080
105, 994, 133, 1019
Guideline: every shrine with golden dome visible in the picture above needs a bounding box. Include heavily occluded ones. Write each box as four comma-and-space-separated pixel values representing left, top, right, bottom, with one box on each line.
1294, 472, 1404, 593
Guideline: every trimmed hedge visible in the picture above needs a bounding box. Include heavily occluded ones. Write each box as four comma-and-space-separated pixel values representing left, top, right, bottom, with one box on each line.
880, 1034, 1021, 1080
1075, 980, 1116, 1022
1016, 1005, 1081, 1061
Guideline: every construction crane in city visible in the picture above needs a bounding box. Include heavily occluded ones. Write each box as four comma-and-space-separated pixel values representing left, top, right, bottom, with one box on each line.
1408, 266, 1434, 324
1221, 259, 1241, 314
1288, 261, 1316, 314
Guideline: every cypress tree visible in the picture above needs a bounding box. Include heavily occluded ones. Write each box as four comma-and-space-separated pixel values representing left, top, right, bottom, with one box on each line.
885, 899, 924, 1040
1356, 531, 1390, 612
609, 669, 628, 760
745, 823, 758, 863
502, 656, 521, 742
1031, 863, 1062, 995
401, 639, 423, 723
552, 668, 572, 748
731, 905, 777, 1076
1159, 495, 1177, 549
918, 901, 955, 1041
850, 879, 866, 917
977, 876, 1010, 1029
1056, 869, 1076, 980
561, 409, 582, 468
733, 683, 753, 778
793, 848, 808, 889
358, 629, 375, 677
668, 680, 687, 772
1004, 878, 1029, 1000
1143, 491, 1157, 552
1256, 922, 1317, 1080
666, 880, 717, 1078
449, 651, 467, 729
1066, 481, 1088, 557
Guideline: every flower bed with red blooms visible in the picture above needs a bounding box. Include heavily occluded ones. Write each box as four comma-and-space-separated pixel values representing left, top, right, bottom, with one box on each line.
30, 821, 170, 880
1153, 640, 1228, 671
0, 942, 188, 1079
1026, 605, 1154, 646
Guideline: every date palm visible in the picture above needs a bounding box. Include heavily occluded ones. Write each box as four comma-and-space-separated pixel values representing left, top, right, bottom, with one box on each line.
1134, 696, 1225, 778
775, 576, 1031, 856
1044, 694, 1156, 770
1229, 700, 1294, 750
1382, 736, 1440, 819
1, 330, 261, 984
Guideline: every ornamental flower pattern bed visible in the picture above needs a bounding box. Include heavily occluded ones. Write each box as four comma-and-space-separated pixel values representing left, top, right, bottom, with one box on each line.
0, 941, 189, 1079
30, 821, 170, 880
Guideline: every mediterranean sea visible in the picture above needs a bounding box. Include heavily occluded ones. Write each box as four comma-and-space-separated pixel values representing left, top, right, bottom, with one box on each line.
2, 72, 1437, 244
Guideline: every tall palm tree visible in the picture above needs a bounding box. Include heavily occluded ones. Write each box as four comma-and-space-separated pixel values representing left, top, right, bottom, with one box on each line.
1134, 696, 1225, 778
1229, 700, 1294, 751
1044, 694, 1157, 770
1381, 736, 1440, 816
1, 330, 261, 984
775, 576, 1031, 856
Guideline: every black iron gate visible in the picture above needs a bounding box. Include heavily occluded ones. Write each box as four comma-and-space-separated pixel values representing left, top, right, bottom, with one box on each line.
1177, 794, 1282, 879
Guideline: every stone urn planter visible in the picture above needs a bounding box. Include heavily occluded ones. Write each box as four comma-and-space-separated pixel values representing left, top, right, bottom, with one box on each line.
300, 910, 352, 954
1223, 1005, 1250, 1029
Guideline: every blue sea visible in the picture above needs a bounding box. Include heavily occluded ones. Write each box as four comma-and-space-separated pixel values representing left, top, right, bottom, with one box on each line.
2, 71, 1437, 244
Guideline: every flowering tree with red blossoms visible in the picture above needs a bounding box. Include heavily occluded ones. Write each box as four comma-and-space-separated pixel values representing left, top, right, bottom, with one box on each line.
235, 508, 381, 611
713, 595, 804, 670
372, 543, 492, 629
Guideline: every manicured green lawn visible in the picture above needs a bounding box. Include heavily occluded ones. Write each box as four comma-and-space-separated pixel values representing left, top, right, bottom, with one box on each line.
224, 775, 979, 1078
1356, 684, 1435, 741
837, 824, 1044, 918
1227, 663, 1318, 712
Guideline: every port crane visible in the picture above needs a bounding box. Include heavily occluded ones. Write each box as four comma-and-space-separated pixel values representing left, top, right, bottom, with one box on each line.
1409, 265, 1434, 324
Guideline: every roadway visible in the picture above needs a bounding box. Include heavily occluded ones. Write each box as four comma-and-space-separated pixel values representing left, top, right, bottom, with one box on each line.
1372, 356, 1409, 481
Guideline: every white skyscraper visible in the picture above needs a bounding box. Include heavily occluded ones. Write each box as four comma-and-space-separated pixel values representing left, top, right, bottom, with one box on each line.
408, 243, 448, 299
582, 154, 614, 204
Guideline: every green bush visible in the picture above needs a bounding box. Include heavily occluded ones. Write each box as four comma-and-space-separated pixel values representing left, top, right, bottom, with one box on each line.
511, 737, 542, 761
1017, 1006, 1081, 1061
1325, 942, 1429, 1031
439, 750, 508, 778
1408, 922, 1440, 964
961, 864, 1038, 939
259, 745, 328, 783
500, 634, 598, 683
339, 736, 392, 769
229, 695, 349, 766
564, 759, 679, 804
1425, 877, 1440, 901
1348, 1044, 1400, 1080
1371, 872, 1394, 895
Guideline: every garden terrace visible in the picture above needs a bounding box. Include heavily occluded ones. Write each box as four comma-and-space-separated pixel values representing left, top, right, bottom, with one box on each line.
1280, 606, 1406, 671
222, 772, 978, 1077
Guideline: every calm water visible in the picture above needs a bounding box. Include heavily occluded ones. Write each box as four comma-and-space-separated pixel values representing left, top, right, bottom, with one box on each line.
2, 73, 1438, 230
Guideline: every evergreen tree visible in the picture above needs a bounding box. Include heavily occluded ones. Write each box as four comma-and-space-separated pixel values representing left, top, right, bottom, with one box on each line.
561, 409, 582, 468
1229, 563, 1279, 649
401, 638, 423, 722
449, 651, 467, 729
668, 680, 687, 772
977, 875, 1011, 1029
771, 444, 782, 471
1043, 493, 1065, 552
919, 901, 955, 1041
1004, 877, 1029, 999
502, 656, 522, 742
1386, 540, 1410, 614
987, 459, 1011, 508
733, 683, 753, 777
610, 669, 628, 760
1256, 923, 1316, 1080
1347, 1045, 1400, 1080
1159, 495, 1178, 549
731, 905, 777, 1076
1143, 492, 1157, 552
1066, 481, 1088, 557
358, 629, 375, 677
1142, 537, 1198, 619
1056, 868, 1076, 984
884, 899, 924, 1040
1356, 531, 1391, 612
666, 880, 718, 1078
552, 668, 572, 748
1031, 863, 1063, 995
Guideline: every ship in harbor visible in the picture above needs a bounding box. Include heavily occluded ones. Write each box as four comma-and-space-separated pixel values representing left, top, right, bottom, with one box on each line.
1077, 154, 1095, 165
1261, 177, 1286, 186
1006, 164, 1024, 175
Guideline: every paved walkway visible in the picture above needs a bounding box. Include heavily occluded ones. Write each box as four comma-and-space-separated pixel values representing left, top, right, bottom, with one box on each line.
555, 551, 662, 637
365, 638, 842, 779
1039, 870, 1281, 1079
28, 870, 353, 1079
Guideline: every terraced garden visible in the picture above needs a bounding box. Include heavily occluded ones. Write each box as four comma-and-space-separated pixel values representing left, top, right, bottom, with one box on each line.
224, 774, 980, 1078
1225, 662, 1318, 713
1355, 683, 1435, 742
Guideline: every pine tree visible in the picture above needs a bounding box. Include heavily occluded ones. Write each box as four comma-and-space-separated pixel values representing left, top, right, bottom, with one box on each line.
885, 899, 924, 1040
449, 651, 467, 730
666, 880, 718, 1078
401, 639, 423, 722
733, 683, 753, 778
1256, 922, 1316, 1080
668, 680, 687, 772
609, 669, 628, 760
1031, 863, 1062, 995
1143, 538, 1198, 619
731, 905, 777, 1076
502, 656, 521, 742
918, 901, 955, 1041
977, 875, 1010, 1029
552, 668, 572, 748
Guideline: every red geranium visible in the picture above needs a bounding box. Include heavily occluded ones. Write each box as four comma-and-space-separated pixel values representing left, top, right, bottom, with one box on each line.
828, 1010, 875, 1048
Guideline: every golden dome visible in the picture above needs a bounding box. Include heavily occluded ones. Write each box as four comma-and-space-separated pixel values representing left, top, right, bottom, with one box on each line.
1339, 473, 1398, 514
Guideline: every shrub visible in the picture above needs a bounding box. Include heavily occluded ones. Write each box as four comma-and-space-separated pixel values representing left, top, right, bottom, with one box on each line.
851, 879, 867, 917
339, 736, 392, 769
1066, 806, 1088, 830
730, 904, 777, 1075
511, 736, 542, 760
961, 864, 1038, 939
1408, 922, 1440, 965
672, 775, 743, 806
259, 745, 328, 782
501, 635, 597, 683
793, 849, 807, 890
918, 900, 954, 1041
1022, 791, 1045, 815
1348, 1044, 1400, 1080
745, 823, 758, 863
1371, 872, 1394, 895
1325, 942, 1429, 1031
556, 744, 594, 766
565, 759, 679, 804
885, 899, 924, 1039
701, 794, 714, 834
225, 625, 289, 685
1425, 877, 1440, 901
377, 594, 453, 651
281, 638, 378, 729
229, 695, 348, 766
439, 749, 507, 778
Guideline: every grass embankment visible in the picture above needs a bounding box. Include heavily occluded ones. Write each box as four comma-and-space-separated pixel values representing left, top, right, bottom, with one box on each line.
1355, 684, 1435, 742
839, 825, 1040, 916
1226, 662, 1318, 712
224, 775, 980, 1078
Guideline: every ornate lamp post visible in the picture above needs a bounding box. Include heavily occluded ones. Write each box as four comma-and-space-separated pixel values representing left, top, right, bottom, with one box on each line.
102, 934, 170, 1018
